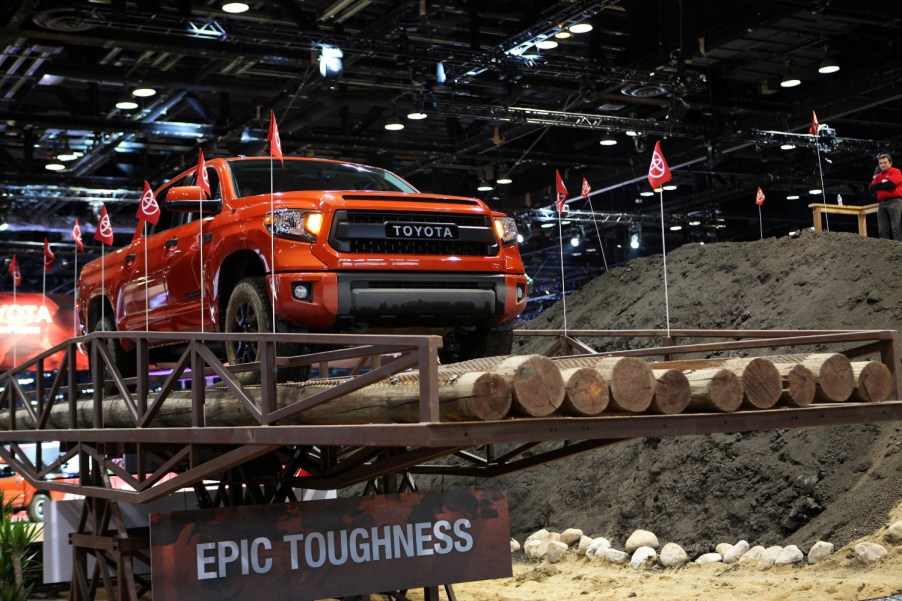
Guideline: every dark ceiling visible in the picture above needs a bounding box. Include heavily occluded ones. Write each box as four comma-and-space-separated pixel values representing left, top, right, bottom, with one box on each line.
1, 0, 901, 315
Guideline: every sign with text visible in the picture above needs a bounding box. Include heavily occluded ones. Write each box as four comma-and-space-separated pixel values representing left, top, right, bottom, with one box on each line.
150, 487, 511, 601
0, 293, 88, 371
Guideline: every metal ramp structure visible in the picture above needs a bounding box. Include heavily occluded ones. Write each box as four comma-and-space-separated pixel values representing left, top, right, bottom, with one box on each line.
2, 328, 902, 600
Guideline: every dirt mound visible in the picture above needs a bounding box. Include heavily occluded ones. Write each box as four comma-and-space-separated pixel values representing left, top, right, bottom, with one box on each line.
498, 231, 902, 552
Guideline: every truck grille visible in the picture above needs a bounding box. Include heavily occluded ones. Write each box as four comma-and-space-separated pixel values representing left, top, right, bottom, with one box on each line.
329, 210, 498, 256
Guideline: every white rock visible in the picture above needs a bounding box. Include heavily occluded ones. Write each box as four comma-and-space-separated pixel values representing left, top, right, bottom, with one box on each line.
723, 540, 750, 564
774, 545, 804, 566
560, 528, 584, 547
523, 539, 545, 560
630, 546, 657, 570
715, 543, 732, 556
740, 546, 765, 563
625, 529, 659, 553
886, 520, 902, 545
759, 546, 783, 567
586, 537, 611, 558
525, 529, 551, 545
601, 548, 630, 565
694, 552, 723, 566
854, 542, 888, 564
547, 540, 569, 564
576, 535, 593, 556
659, 542, 688, 568
510, 538, 521, 553
806, 541, 833, 564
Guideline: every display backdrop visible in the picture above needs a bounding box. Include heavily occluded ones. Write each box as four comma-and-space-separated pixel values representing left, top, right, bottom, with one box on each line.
0, 293, 87, 371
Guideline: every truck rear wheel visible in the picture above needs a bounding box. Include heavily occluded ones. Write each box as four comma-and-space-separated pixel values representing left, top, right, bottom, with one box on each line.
28, 493, 49, 522
88, 314, 136, 380
223, 278, 309, 384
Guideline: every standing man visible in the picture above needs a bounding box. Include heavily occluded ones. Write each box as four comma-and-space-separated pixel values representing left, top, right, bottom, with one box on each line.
870, 153, 902, 241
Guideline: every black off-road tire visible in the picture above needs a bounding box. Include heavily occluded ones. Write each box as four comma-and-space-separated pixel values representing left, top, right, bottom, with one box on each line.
89, 313, 137, 380
223, 277, 309, 384
28, 493, 49, 522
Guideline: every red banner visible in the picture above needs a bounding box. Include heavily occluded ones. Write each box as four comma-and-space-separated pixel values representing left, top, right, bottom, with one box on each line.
150, 488, 512, 601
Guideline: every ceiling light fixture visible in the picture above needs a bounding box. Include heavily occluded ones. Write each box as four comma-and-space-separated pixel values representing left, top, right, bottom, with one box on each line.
670, 225, 682, 231
640, 190, 654, 197
477, 180, 493, 192
689, 220, 701, 226
554, 30, 571, 39
663, 184, 677, 191
569, 23, 593, 34
809, 188, 822, 195
629, 233, 640, 249
599, 137, 617, 146
540, 222, 555, 229
221, 2, 249, 13
780, 61, 801, 88
407, 109, 427, 120
625, 130, 639, 137
319, 45, 344, 77
496, 174, 513, 185
115, 99, 138, 110
45, 162, 65, 171
57, 152, 79, 161
536, 40, 558, 50
132, 87, 156, 98
787, 194, 800, 200
384, 108, 404, 131
780, 143, 796, 150
818, 47, 840, 75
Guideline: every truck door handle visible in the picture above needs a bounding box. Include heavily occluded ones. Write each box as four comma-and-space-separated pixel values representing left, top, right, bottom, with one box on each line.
124, 253, 136, 264
203, 232, 213, 243
164, 237, 178, 249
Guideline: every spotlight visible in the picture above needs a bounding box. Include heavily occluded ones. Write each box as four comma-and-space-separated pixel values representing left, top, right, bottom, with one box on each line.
629, 234, 639, 249
436, 62, 446, 84
319, 45, 344, 78
570, 236, 580, 247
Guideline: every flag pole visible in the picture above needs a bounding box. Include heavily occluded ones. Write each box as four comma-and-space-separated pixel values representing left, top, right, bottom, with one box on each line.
73, 250, 78, 339
100, 245, 105, 326
758, 204, 763, 239
815, 142, 829, 231
270, 154, 276, 334
12, 264, 16, 366
557, 210, 567, 336
658, 189, 672, 337
585, 195, 609, 272
199, 188, 204, 334
144, 221, 149, 331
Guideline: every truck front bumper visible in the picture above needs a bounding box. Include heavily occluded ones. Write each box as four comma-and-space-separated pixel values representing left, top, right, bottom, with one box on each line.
268, 271, 528, 330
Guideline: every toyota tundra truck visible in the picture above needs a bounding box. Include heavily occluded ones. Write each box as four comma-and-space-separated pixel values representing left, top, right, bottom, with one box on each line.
76, 157, 528, 381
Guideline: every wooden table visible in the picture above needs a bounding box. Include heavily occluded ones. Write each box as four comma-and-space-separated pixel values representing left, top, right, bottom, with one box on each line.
809, 202, 878, 236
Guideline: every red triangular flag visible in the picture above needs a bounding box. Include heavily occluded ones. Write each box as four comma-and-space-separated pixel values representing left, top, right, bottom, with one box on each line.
755, 186, 765, 206
43, 238, 55, 272
267, 110, 284, 166
555, 170, 568, 213
94, 205, 114, 246
647, 141, 672, 189
72, 219, 84, 252
8, 254, 21, 287
581, 178, 591, 198
809, 110, 819, 136
196, 148, 211, 197
136, 181, 161, 225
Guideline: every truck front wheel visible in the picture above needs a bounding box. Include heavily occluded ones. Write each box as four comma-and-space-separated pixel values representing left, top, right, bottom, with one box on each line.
223, 278, 309, 384
28, 493, 49, 522
88, 314, 136, 379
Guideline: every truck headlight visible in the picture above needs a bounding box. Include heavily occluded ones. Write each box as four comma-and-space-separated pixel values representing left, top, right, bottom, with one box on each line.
265, 210, 323, 242
493, 216, 518, 246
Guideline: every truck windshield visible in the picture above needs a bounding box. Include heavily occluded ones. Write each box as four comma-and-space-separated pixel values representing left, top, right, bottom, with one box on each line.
228, 160, 418, 197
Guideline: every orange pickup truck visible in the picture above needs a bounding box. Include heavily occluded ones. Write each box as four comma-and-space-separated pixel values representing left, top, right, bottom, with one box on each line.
77, 157, 528, 380
0, 461, 69, 522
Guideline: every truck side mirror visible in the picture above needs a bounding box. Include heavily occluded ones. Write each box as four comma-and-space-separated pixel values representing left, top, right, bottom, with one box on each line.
165, 186, 222, 214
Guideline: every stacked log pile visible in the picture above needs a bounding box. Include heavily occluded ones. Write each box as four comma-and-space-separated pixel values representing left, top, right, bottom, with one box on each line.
0, 353, 893, 429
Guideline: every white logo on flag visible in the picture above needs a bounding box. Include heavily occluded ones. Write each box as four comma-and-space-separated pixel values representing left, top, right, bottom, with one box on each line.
649, 150, 667, 180
141, 187, 159, 215
99, 214, 113, 238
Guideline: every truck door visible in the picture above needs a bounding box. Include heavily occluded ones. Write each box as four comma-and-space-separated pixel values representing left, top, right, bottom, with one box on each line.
120, 176, 187, 332
164, 166, 221, 332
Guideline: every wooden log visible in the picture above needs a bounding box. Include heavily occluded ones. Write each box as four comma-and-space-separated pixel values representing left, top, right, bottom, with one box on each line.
0, 370, 512, 429
773, 363, 815, 407
722, 358, 782, 409
491, 355, 565, 417
850, 361, 893, 402
558, 367, 608, 416
650, 369, 691, 415
793, 353, 854, 402
685, 368, 743, 412
554, 356, 655, 413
